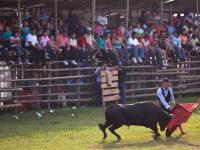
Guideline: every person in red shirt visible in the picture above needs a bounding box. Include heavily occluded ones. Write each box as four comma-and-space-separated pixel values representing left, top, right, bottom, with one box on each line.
78, 32, 89, 62
57, 30, 70, 65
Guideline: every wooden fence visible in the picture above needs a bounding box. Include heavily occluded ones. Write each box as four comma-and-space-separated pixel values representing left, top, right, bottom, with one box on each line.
0, 60, 200, 109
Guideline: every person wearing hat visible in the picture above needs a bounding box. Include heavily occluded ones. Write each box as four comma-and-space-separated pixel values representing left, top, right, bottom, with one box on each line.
156, 77, 186, 135
85, 27, 101, 61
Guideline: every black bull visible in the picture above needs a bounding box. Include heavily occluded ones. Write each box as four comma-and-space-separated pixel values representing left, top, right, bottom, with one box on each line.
98, 102, 172, 141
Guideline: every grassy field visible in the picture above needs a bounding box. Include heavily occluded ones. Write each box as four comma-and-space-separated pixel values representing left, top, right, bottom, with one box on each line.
0, 96, 200, 150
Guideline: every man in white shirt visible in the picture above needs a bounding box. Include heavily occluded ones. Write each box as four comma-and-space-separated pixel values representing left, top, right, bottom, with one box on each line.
157, 78, 186, 135
127, 32, 140, 64
26, 28, 45, 65
97, 10, 108, 26
157, 78, 175, 112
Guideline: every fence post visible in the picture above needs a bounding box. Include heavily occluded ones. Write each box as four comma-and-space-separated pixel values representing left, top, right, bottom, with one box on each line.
47, 63, 52, 110
77, 68, 81, 106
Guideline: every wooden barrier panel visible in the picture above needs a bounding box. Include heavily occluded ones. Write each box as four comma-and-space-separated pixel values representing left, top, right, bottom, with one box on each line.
100, 70, 119, 107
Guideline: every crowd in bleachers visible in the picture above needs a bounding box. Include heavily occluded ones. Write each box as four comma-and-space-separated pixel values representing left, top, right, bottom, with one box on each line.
0, 9, 199, 67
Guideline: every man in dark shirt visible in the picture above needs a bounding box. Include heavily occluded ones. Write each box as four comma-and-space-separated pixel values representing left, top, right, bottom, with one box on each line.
115, 62, 126, 104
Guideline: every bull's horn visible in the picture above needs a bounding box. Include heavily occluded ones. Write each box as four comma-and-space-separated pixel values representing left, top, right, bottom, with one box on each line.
169, 114, 176, 118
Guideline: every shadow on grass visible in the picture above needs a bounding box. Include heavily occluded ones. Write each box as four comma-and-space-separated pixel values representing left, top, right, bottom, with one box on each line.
101, 135, 200, 149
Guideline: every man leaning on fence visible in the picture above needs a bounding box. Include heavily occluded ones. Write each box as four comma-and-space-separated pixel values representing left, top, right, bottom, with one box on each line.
95, 62, 111, 106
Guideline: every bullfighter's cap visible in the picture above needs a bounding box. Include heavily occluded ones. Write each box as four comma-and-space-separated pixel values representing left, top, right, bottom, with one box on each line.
162, 77, 170, 83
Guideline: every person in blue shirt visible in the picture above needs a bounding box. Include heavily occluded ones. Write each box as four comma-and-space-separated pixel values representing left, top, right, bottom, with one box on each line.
167, 22, 176, 35
2, 26, 12, 40
169, 31, 186, 62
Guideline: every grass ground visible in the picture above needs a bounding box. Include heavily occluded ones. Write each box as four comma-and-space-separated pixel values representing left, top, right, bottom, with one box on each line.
0, 96, 200, 150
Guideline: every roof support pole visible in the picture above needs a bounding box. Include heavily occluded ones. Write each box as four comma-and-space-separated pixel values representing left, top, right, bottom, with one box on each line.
55, 0, 58, 43
160, 0, 163, 30
126, 0, 130, 29
92, 0, 96, 33
170, 3, 173, 18
18, 0, 21, 29
197, 0, 200, 32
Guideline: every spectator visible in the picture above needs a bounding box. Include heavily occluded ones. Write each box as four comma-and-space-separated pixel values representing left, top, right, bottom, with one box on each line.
103, 32, 118, 63
151, 37, 164, 67
133, 24, 144, 37
142, 34, 150, 62
0, 42, 12, 65
112, 33, 129, 65
179, 29, 192, 57
169, 31, 186, 62
69, 33, 79, 66
115, 62, 126, 104
67, 9, 79, 35
167, 21, 176, 35
97, 10, 108, 26
40, 30, 52, 60
78, 32, 89, 62
57, 30, 70, 66
21, 20, 30, 42
48, 35, 62, 57
126, 25, 133, 38
10, 31, 30, 64
85, 27, 101, 62
127, 32, 144, 64
25, 28, 45, 65
2, 26, 12, 40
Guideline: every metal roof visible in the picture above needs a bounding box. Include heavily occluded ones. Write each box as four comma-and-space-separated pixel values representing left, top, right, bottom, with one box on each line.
0, 0, 197, 11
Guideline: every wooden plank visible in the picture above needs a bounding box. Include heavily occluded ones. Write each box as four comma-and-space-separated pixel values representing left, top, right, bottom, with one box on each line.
101, 82, 118, 88
0, 103, 21, 110
102, 88, 120, 96
0, 88, 23, 92
103, 95, 120, 102
101, 76, 118, 83
101, 70, 118, 77
0, 91, 97, 101
19, 98, 94, 103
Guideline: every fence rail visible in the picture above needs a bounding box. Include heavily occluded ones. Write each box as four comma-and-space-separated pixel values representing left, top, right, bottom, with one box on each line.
0, 60, 200, 109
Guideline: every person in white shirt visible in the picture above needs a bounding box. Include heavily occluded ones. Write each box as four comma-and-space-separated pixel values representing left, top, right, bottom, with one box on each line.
10, 31, 30, 64
97, 10, 108, 26
157, 78, 186, 135
127, 32, 140, 64
25, 28, 45, 65
85, 27, 101, 61
133, 24, 144, 37
69, 33, 79, 66
40, 30, 51, 60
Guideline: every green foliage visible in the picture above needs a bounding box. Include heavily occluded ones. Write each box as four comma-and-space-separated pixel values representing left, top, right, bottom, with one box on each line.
0, 96, 200, 150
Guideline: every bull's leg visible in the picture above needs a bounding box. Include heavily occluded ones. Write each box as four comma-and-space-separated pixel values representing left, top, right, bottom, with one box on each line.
150, 125, 160, 139
109, 124, 123, 141
98, 122, 111, 140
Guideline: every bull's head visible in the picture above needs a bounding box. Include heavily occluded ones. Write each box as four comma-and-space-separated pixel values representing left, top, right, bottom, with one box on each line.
159, 114, 174, 131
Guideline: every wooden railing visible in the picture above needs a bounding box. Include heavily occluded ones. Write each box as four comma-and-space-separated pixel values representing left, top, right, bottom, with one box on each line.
0, 60, 200, 109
